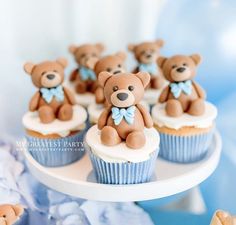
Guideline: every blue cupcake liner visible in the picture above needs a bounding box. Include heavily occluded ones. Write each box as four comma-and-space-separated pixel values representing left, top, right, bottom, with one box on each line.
86, 146, 159, 185
159, 129, 214, 163
26, 129, 86, 167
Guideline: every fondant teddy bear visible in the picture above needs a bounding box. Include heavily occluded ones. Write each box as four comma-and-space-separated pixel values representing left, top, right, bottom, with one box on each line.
69, 43, 105, 94
94, 52, 126, 105
0, 204, 24, 225
210, 210, 236, 225
157, 54, 206, 117
128, 40, 165, 89
98, 71, 153, 149
24, 58, 76, 124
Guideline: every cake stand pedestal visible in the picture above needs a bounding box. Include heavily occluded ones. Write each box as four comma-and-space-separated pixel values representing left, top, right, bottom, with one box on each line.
24, 131, 222, 202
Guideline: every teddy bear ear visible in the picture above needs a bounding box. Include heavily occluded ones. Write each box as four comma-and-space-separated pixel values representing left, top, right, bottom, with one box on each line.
157, 56, 167, 68
24, 62, 35, 75
115, 51, 126, 60
128, 44, 136, 52
56, 58, 68, 68
155, 39, 164, 48
98, 71, 113, 87
12, 204, 24, 217
95, 43, 105, 53
190, 54, 202, 65
135, 72, 150, 88
69, 45, 78, 54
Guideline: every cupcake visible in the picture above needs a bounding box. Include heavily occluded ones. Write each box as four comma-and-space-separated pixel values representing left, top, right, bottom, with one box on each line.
66, 43, 105, 108
128, 40, 168, 105
85, 71, 160, 184
152, 54, 217, 163
23, 58, 87, 167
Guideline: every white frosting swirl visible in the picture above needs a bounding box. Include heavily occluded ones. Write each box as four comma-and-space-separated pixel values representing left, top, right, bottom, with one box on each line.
151, 102, 217, 130
86, 125, 160, 163
22, 105, 87, 137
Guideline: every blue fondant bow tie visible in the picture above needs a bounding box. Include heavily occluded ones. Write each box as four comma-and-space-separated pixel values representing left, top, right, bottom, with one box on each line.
170, 80, 192, 98
40, 85, 64, 103
79, 66, 96, 81
139, 63, 157, 75
112, 106, 136, 125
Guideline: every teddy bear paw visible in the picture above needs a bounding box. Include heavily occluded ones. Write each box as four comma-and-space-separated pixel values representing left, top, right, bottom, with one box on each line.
101, 126, 122, 146
166, 99, 183, 117
188, 99, 205, 116
58, 104, 73, 121
126, 131, 145, 149
38, 106, 55, 124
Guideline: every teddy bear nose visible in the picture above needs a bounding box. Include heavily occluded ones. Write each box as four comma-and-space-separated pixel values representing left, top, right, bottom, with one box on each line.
117, 93, 128, 101
146, 54, 152, 58
176, 67, 186, 73
113, 70, 121, 75
47, 74, 55, 80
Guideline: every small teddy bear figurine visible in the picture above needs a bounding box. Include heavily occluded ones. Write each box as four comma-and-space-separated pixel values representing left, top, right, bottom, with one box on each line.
24, 58, 76, 124
69, 43, 105, 94
0, 204, 24, 225
128, 40, 165, 90
94, 52, 126, 105
97, 71, 153, 149
157, 54, 206, 117
210, 210, 236, 225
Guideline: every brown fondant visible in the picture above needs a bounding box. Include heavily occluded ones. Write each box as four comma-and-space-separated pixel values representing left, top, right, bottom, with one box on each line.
94, 52, 126, 104
128, 39, 165, 89
69, 43, 105, 94
97, 71, 153, 149
157, 54, 206, 117
0, 204, 24, 225
24, 58, 76, 124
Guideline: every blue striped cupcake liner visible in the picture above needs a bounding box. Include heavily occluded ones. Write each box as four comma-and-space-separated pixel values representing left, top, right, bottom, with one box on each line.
26, 129, 86, 167
86, 146, 159, 184
159, 129, 214, 163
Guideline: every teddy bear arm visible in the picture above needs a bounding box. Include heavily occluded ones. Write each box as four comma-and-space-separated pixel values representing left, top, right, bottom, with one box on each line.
159, 86, 170, 103
136, 104, 153, 128
95, 86, 105, 104
98, 106, 112, 130
29, 91, 40, 111
192, 81, 206, 99
63, 87, 76, 105
69, 69, 78, 82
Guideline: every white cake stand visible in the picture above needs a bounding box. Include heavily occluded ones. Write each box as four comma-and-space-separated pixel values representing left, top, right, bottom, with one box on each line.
24, 131, 222, 202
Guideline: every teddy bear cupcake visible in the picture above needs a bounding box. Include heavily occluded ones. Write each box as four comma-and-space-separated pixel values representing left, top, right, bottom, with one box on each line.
87, 52, 149, 124
128, 39, 168, 105
85, 71, 160, 184
22, 58, 87, 167
65, 43, 105, 107
151, 54, 217, 163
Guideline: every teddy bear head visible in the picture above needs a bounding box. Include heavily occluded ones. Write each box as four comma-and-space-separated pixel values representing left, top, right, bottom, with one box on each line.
69, 43, 104, 69
0, 204, 24, 225
24, 58, 67, 88
157, 54, 201, 83
98, 71, 150, 108
94, 52, 126, 76
128, 39, 164, 64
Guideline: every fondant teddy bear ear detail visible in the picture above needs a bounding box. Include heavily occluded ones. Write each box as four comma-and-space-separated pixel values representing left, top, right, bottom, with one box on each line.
12, 204, 24, 217
190, 54, 202, 66
98, 71, 113, 87
128, 44, 136, 52
56, 57, 68, 68
95, 43, 105, 53
24, 62, 35, 75
69, 45, 78, 54
135, 72, 150, 88
115, 51, 127, 60
155, 39, 164, 48
157, 56, 167, 68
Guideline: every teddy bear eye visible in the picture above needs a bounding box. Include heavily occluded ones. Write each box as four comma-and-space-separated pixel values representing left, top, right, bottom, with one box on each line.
106, 68, 112, 72
141, 50, 146, 55
80, 53, 86, 58
113, 86, 118, 92
92, 53, 97, 57
2, 215, 6, 218
42, 71, 47, 75
128, 86, 134, 91
172, 65, 177, 69
183, 63, 187, 66
53, 70, 57, 73
118, 64, 121, 68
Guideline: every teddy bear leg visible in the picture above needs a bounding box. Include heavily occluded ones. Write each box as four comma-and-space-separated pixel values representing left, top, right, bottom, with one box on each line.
166, 99, 183, 117
58, 104, 73, 121
38, 106, 55, 124
151, 76, 164, 89
101, 126, 122, 146
75, 81, 87, 94
126, 131, 145, 149
188, 99, 205, 116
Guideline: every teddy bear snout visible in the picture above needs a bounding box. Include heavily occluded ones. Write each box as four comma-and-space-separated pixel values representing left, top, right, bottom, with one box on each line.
46, 74, 55, 80
117, 93, 128, 101
41, 72, 62, 88
176, 67, 186, 73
